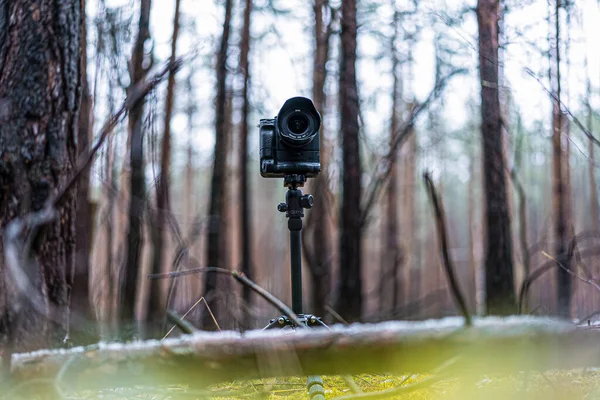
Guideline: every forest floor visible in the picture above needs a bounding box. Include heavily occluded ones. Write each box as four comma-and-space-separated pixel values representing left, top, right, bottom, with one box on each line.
66, 370, 600, 399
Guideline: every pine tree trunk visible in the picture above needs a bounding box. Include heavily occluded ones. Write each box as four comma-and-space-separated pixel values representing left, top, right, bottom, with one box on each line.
383, 11, 402, 316
148, 0, 181, 336
549, 0, 571, 317
336, 0, 362, 321
303, 0, 332, 318
476, 0, 516, 315
72, 0, 96, 344
0, 0, 80, 350
239, 0, 253, 327
587, 70, 599, 234
203, 0, 233, 330
121, 0, 152, 329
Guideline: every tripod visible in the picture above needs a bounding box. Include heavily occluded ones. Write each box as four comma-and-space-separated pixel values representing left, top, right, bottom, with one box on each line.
263, 174, 327, 400
263, 174, 327, 330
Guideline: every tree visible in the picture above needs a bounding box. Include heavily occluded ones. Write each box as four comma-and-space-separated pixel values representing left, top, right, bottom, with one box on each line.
302, 0, 333, 318
549, 0, 571, 317
381, 6, 403, 315
335, 0, 362, 321
0, 0, 81, 350
120, 0, 152, 328
72, 0, 97, 344
203, 0, 233, 329
476, 0, 516, 315
585, 57, 599, 234
238, 0, 253, 326
148, 0, 181, 335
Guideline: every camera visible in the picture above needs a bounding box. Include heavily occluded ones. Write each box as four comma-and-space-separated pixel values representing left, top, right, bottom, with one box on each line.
259, 97, 321, 178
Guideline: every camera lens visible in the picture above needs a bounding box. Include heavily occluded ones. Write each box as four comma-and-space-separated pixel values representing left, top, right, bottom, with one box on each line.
277, 97, 321, 147
287, 114, 309, 134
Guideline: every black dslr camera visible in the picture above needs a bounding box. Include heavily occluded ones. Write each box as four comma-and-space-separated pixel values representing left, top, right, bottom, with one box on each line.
259, 97, 321, 178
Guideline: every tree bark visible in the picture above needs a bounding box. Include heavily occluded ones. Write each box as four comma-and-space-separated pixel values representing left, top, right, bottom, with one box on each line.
302, 0, 333, 318
585, 58, 598, 234
72, 0, 95, 344
336, 0, 362, 321
203, 0, 233, 329
382, 9, 403, 315
549, 0, 571, 317
476, 0, 516, 315
121, 0, 152, 329
0, 0, 80, 350
148, 0, 181, 336
238, 0, 253, 327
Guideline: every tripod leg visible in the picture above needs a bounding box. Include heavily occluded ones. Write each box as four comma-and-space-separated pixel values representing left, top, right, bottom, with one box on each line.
290, 228, 303, 314
307, 376, 326, 400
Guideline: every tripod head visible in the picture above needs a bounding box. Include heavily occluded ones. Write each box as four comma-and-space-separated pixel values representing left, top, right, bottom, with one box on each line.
277, 174, 314, 226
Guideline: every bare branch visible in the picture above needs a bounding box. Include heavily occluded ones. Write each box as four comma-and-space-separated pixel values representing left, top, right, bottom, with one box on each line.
149, 268, 304, 327
360, 69, 466, 226
423, 172, 472, 326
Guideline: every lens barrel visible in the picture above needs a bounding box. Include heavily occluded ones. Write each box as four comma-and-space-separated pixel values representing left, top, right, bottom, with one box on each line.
277, 97, 321, 147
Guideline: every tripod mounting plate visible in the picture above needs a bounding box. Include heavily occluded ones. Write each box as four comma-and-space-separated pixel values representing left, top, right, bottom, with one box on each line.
283, 174, 307, 188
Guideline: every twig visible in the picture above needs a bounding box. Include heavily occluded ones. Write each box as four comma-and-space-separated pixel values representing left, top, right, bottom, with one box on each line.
201, 297, 221, 332
164, 309, 199, 338
149, 267, 304, 327
360, 69, 466, 226
423, 172, 472, 326
325, 305, 349, 326
541, 251, 600, 292
518, 246, 600, 314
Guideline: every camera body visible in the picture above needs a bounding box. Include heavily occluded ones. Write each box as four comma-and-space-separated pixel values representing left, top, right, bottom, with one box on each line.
260, 97, 321, 178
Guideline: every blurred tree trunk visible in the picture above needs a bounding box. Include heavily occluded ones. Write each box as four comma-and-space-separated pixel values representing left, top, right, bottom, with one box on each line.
148, 0, 181, 336
549, 0, 571, 317
203, 0, 233, 330
336, 0, 362, 321
476, 0, 516, 315
0, 0, 80, 350
238, 0, 253, 327
381, 7, 403, 316
121, 0, 152, 330
586, 61, 599, 233
302, 0, 332, 318
403, 119, 417, 314
72, 0, 96, 344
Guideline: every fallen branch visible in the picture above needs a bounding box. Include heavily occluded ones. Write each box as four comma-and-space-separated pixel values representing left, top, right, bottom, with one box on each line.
423, 172, 472, 326
7, 317, 600, 393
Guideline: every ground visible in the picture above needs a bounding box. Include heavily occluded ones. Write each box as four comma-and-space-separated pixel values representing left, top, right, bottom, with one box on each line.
27, 371, 597, 399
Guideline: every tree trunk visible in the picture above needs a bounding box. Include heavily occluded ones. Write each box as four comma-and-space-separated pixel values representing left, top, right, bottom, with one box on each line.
549, 0, 571, 317
476, 0, 516, 315
72, 0, 95, 345
0, 0, 80, 350
121, 0, 152, 329
382, 9, 402, 316
148, 0, 181, 336
302, 0, 332, 318
203, 0, 233, 329
238, 0, 253, 328
335, 0, 362, 321
585, 59, 598, 233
